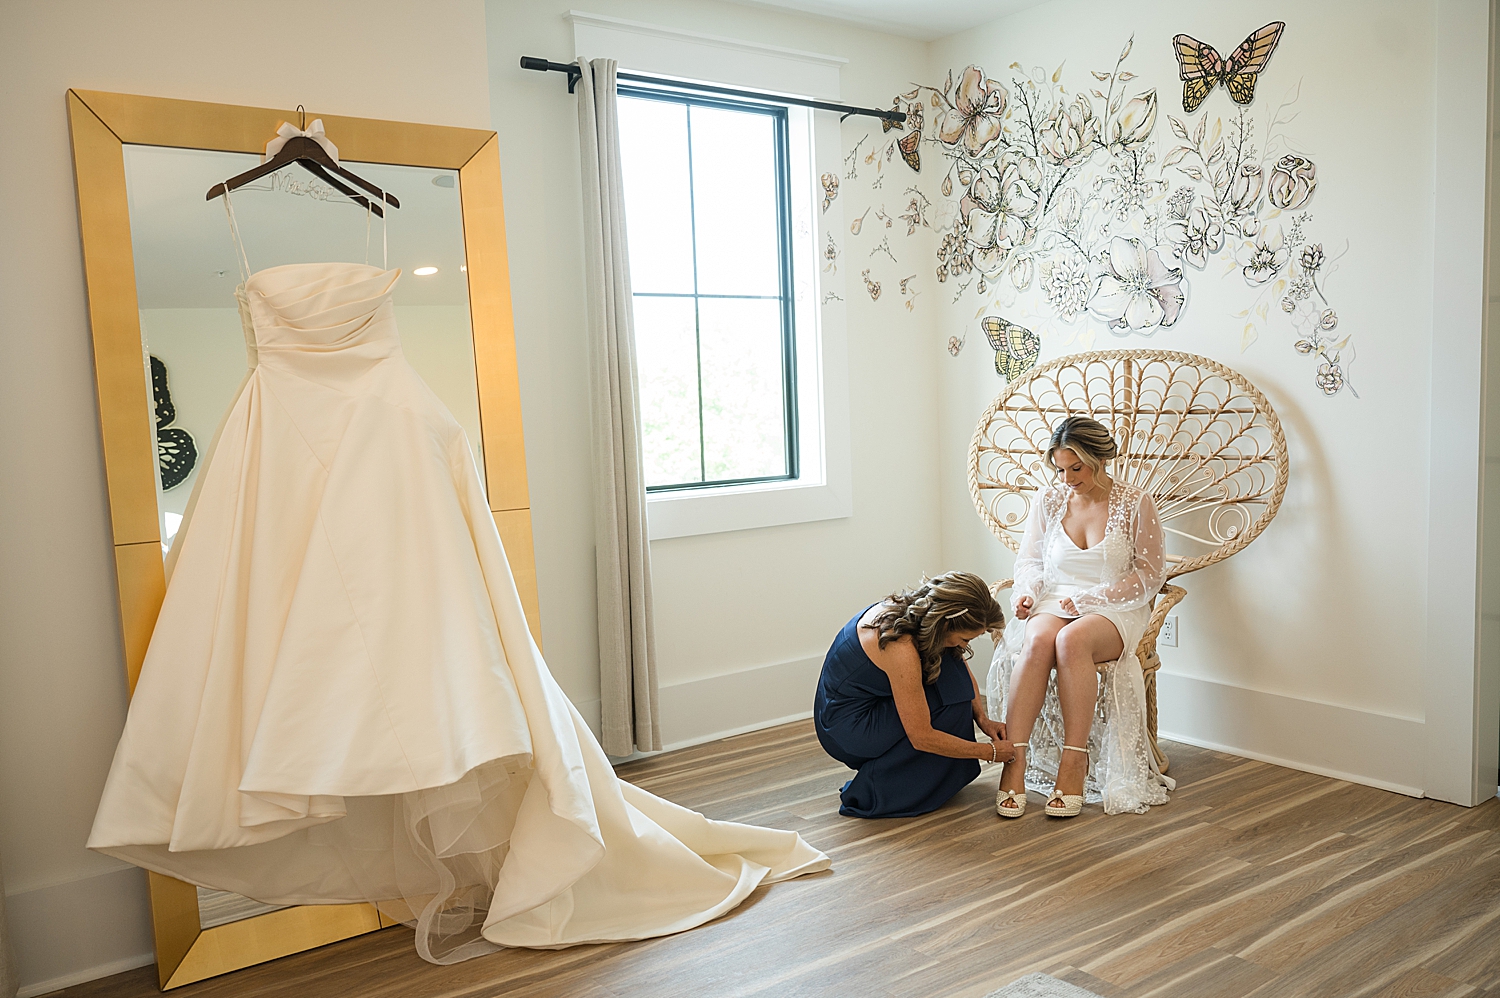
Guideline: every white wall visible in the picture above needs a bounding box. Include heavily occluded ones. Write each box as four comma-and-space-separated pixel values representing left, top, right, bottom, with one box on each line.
3, 0, 1494, 993
918, 0, 1493, 798
0, 2, 493, 993
485, 0, 938, 742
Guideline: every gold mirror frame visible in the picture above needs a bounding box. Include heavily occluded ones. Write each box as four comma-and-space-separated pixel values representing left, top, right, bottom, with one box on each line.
67, 89, 540, 989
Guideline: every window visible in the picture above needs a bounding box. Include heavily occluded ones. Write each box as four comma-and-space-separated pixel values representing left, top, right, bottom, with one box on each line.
617, 89, 797, 492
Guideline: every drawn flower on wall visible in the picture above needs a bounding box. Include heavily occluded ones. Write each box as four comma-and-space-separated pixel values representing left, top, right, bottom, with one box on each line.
1052, 186, 1083, 232
1166, 186, 1195, 220
1267, 154, 1317, 210
1108, 90, 1158, 153
1009, 254, 1035, 290
894, 29, 1354, 395
1299, 242, 1324, 274
1088, 236, 1184, 333
1040, 254, 1093, 322
959, 157, 1041, 272
1315, 361, 1344, 395
1038, 95, 1100, 166
1164, 206, 1224, 269
937, 66, 1008, 156
1242, 226, 1288, 286
1228, 162, 1263, 214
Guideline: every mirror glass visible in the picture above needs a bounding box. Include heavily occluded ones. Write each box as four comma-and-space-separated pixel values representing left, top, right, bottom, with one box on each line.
122, 145, 483, 556
121, 145, 482, 929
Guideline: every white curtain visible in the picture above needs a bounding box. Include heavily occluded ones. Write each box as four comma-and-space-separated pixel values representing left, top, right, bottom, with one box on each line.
575, 57, 661, 755
1, 855, 17, 998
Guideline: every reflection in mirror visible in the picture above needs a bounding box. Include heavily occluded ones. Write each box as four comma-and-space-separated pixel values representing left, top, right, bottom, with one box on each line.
122, 145, 484, 557
121, 145, 484, 929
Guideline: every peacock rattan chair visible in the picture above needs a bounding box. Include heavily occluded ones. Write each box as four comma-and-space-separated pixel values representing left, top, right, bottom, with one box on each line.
968, 349, 1289, 772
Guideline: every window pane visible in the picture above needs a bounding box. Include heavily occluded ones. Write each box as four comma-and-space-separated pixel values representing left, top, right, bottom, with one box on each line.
689, 107, 780, 297
698, 298, 786, 480
632, 295, 703, 486
618, 97, 695, 295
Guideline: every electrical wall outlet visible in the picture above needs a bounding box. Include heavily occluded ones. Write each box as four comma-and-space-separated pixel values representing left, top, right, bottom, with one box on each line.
1159, 615, 1178, 647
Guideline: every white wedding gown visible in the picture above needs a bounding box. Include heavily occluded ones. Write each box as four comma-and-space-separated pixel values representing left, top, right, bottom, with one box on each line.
987, 482, 1175, 815
88, 260, 829, 963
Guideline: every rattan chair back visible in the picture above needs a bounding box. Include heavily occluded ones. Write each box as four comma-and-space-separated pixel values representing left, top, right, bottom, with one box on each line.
968, 350, 1289, 578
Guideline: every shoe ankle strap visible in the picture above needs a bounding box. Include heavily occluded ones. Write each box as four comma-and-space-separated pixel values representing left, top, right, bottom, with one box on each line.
1062, 745, 1089, 755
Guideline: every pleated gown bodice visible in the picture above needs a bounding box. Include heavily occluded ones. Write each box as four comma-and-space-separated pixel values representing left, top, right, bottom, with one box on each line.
90, 263, 828, 961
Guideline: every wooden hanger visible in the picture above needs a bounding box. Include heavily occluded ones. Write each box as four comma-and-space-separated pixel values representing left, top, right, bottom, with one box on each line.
205, 108, 401, 215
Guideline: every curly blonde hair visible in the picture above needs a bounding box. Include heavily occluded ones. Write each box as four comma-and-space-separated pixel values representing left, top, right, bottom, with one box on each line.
863, 571, 1005, 684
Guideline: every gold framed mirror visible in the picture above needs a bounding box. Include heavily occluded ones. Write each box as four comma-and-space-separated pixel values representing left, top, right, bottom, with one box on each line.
67, 89, 539, 990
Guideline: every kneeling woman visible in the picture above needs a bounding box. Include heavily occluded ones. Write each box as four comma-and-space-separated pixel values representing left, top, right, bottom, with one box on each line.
815, 572, 1013, 818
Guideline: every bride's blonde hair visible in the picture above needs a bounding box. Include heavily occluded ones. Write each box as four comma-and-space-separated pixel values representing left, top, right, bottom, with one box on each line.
1046, 415, 1119, 477
864, 571, 1005, 685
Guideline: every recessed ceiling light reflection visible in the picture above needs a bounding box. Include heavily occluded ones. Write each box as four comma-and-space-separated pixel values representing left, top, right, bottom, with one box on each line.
413, 266, 438, 276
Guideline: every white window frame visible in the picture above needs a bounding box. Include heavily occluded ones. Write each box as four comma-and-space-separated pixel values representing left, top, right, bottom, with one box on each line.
570, 10, 852, 540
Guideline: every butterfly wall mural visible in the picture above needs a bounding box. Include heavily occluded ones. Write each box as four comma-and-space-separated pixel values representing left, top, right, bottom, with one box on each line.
151, 355, 198, 490
982, 316, 1041, 382
1172, 22, 1285, 113
833, 21, 1356, 398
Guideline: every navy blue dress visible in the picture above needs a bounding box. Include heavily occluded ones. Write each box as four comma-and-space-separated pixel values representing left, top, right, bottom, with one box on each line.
814, 608, 981, 818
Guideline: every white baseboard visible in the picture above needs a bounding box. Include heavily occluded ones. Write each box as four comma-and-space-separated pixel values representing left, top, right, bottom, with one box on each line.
1156, 671, 1425, 797
592, 655, 823, 763
8, 866, 154, 997
656, 655, 821, 748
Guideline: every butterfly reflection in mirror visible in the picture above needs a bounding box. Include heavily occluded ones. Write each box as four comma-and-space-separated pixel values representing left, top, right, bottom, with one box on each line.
982, 316, 1041, 382
150, 356, 198, 490
1172, 21, 1285, 113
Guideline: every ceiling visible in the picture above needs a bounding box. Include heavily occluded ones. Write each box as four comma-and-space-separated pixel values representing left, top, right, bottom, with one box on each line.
123, 144, 471, 309
721, 0, 1047, 41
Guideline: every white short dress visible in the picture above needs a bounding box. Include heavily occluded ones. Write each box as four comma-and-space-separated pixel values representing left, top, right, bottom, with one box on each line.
988, 481, 1175, 814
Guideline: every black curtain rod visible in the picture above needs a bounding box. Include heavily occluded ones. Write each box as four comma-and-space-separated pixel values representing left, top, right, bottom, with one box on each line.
520, 56, 905, 124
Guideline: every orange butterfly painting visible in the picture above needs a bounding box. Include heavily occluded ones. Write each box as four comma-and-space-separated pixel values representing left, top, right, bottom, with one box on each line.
1172, 21, 1285, 113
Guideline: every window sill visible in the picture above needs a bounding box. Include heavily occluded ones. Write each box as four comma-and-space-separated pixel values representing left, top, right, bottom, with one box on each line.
646, 474, 850, 540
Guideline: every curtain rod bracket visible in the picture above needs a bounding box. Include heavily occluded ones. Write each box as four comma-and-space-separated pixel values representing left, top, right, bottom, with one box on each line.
519, 55, 905, 124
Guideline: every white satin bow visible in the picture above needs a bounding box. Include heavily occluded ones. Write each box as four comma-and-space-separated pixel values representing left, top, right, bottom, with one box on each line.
264, 119, 339, 165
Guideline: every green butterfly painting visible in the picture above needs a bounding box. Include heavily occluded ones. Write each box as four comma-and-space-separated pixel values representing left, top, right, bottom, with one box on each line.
982, 316, 1041, 382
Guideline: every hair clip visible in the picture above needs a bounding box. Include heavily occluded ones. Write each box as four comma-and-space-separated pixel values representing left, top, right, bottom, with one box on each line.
943, 608, 972, 620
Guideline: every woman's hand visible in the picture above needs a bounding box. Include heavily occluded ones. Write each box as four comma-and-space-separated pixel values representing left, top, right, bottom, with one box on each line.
1059, 596, 1078, 616
977, 716, 1007, 743
1014, 596, 1035, 620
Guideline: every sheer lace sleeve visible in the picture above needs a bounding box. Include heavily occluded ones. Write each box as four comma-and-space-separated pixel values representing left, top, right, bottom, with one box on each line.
1071, 491, 1166, 614
1011, 490, 1049, 611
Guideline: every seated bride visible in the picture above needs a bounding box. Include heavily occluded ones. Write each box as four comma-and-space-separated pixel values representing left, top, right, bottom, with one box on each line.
991, 416, 1174, 818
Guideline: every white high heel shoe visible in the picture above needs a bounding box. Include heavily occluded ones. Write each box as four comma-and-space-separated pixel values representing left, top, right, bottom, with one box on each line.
996, 743, 1028, 818
1045, 745, 1088, 818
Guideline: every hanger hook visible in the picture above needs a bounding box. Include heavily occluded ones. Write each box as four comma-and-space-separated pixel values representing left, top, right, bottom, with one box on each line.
297, 104, 305, 130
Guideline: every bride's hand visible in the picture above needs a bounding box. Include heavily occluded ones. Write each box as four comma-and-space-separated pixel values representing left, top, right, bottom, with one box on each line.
1060, 597, 1078, 616
1014, 596, 1034, 620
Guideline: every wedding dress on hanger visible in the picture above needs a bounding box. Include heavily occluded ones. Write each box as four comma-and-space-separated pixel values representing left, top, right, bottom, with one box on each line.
88, 194, 828, 964
987, 481, 1175, 815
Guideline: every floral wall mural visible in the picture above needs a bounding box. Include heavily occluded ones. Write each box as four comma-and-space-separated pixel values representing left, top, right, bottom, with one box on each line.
842, 21, 1357, 397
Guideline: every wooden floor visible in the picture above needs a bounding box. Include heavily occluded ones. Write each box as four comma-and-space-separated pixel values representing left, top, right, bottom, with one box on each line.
55, 722, 1500, 998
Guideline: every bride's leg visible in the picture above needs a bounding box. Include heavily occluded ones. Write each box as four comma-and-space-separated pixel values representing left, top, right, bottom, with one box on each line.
1049, 615, 1124, 805
997, 614, 1066, 795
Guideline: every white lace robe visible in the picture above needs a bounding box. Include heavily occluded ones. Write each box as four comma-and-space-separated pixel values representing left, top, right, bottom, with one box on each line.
987, 482, 1174, 814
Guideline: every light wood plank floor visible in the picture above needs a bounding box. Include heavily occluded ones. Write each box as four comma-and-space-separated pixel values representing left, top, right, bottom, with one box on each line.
53, 721, 1500, 998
